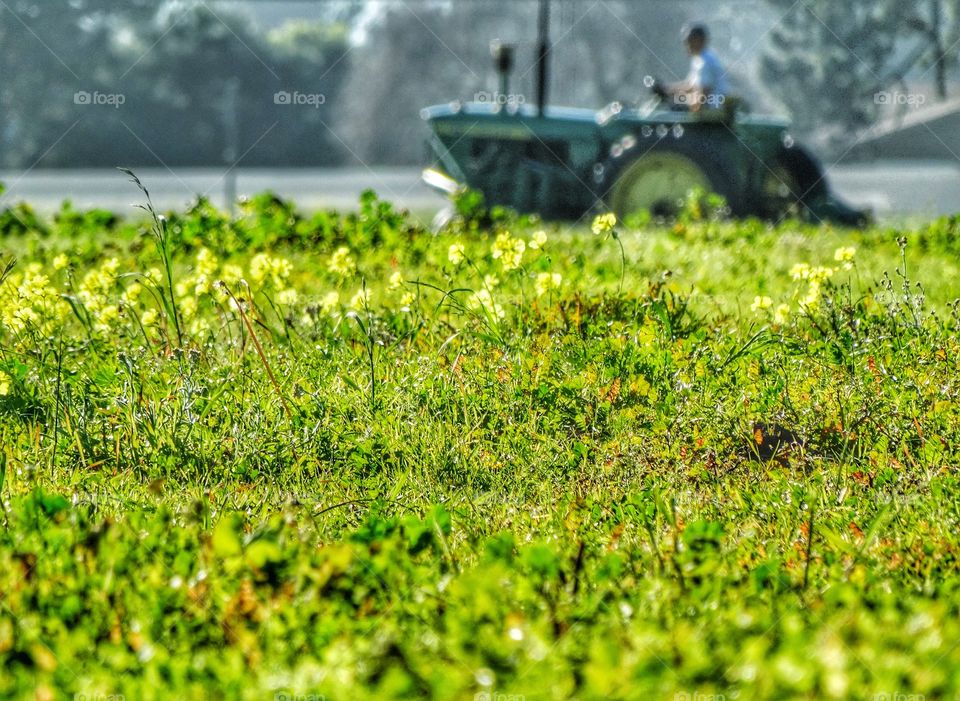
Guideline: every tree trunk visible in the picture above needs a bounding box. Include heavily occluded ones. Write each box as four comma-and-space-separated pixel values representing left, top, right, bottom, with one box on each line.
931, 0, 948, 99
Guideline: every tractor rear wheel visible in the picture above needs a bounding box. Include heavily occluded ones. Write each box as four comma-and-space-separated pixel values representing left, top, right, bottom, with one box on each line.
608, 151, 712, 220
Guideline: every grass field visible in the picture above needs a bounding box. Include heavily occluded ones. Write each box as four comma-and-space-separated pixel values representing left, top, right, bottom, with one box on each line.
2, 184, 960, 700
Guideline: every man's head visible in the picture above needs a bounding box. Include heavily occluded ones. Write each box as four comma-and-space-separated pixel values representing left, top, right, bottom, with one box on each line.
682, 23, 709, 55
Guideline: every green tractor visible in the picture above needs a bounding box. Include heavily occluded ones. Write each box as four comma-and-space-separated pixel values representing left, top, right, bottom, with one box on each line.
421, 1, 867, 227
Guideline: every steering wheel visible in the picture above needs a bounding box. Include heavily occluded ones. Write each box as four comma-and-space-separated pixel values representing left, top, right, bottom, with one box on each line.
645, 75, 669, 99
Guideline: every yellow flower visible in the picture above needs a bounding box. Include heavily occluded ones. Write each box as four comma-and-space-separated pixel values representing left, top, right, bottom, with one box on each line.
328, 247, 356, 277
834, 246, 856, 263
800, 280, 822, 309
491, 232, 525, 271
193, 275, 212, 297
751, 296, 773, 312
250, 253, 270, 286
400, 291, 415, 307
483, 275, 500, 289
0, 371, 10, 396
834, 246, 856, 271
189, 317, 211, 336
92, 304, 120, 335
277, 288, 299, 305
349, 288, 371, 310
774, 304, 791, 325
534, 272, 562, 297
221, 264, 243, 285
122, 282, 143, 307
448, 242, 466, 266
529, 230, 548, 250
320, 291, 340, 313
52, 254, 69, 271
591, 213, 617, 236
141, 308, 159, 327
179, 296, 198, 319
250, 253, 294, 288
810, 266, 835, 283
789, 263, 811, 280
196, 248, 219, 277
388, 271, 404, 290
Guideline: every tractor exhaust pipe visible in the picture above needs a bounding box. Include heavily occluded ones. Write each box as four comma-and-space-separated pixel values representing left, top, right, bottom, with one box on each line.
536, 0, 550, 116
490, 40, 515, 110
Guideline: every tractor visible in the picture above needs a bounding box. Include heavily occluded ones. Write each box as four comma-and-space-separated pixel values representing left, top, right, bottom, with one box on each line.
420, 1, 867, 227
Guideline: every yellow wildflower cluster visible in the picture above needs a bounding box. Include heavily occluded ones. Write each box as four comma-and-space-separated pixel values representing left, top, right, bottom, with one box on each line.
0, 263, 66, 338
0, 370, 9, 396
328, 247, 356, 277
164, 248, 300, 337
834, 246, 857, 271
491, 232, 525, 271
534, 272, 562, 297
76, 258, 127, 335
320, 291, 340, 313
757, 248, 857, 322
529, 230, 548, 250
249, 252, 294, 289
789, 263, 835, 283
788, 260, 841, 311
591, 213, 617, 236
448, 242, 466, 266
349, 288, 371, 311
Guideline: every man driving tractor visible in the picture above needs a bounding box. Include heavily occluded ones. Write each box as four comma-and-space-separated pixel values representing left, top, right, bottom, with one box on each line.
655, 23, 729, 113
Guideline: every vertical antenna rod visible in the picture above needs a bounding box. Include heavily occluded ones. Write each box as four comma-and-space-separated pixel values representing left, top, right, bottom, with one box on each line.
536, 0, 551, 116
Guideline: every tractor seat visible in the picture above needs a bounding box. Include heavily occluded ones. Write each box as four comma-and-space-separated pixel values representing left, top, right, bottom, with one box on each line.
694, 95, 744, 124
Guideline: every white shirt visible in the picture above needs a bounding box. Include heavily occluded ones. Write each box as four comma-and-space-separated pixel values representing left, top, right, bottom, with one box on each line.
688, 49, 729, 98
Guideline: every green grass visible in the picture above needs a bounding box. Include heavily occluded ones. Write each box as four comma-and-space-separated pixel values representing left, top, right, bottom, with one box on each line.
2, 189, 960, 700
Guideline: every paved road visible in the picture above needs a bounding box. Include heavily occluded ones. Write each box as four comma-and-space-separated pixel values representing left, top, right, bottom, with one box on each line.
0, 168, 446, 215
1, 163, 958, 220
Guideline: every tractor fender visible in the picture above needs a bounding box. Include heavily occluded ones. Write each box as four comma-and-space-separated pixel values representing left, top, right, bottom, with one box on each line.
597, 124, 746, 216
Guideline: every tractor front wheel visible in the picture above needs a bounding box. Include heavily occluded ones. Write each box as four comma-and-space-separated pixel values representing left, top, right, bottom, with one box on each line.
607, 151, 713, 220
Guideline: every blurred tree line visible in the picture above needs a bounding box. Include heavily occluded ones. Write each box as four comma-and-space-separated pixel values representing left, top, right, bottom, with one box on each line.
0, 0, 351, 168
761, 0, 960, 149
0, 0, 957, 168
